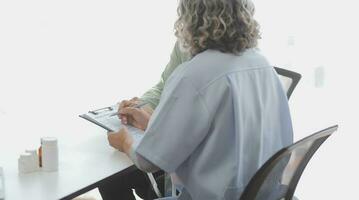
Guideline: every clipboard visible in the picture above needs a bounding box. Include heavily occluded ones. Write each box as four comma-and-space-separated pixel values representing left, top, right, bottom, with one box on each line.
79, 104, 142, 134
79, 105, 118, 131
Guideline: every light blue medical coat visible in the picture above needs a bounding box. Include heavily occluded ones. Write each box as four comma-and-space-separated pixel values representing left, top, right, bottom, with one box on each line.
136, 48, 293, 200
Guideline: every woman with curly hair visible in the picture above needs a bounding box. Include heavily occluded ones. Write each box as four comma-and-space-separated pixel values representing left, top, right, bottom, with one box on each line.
108, 0, 293, 199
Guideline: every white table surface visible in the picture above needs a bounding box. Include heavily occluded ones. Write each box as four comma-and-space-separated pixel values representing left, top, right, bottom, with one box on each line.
0, 111, 135, 200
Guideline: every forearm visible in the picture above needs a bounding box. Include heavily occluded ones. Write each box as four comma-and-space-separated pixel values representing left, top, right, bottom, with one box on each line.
122, 131, 160, 173
129, 147, 160, 173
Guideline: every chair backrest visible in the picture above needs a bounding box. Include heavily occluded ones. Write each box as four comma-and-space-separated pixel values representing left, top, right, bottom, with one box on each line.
274, 67, 302, 99
240, 125, 338, 200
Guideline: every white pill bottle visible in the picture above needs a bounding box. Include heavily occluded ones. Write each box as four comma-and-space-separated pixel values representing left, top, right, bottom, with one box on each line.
41, 137, 59, 172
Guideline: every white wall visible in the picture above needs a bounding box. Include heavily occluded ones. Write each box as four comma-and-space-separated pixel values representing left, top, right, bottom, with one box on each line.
0, 0, 178, 117
255, 0, 359, 199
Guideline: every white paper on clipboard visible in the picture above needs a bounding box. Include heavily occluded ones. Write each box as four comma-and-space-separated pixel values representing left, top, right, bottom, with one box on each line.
79, 104, 143, 139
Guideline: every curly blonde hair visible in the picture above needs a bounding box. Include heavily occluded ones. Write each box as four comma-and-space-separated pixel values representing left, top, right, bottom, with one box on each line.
175, 0, 260, 56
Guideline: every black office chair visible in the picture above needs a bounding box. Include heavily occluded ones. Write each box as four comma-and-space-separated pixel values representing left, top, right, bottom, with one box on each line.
274, 67, 302, 99
239, 125, 338, 200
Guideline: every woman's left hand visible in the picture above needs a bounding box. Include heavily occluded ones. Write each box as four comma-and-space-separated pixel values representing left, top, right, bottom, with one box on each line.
107, 127, 133, 154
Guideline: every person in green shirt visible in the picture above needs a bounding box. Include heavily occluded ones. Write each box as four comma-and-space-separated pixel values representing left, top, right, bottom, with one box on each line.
140, 42, 190, 110
98, 42, 189, 200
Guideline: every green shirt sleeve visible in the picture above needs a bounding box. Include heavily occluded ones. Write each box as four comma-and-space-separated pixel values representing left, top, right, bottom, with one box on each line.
140, 42, 190, 109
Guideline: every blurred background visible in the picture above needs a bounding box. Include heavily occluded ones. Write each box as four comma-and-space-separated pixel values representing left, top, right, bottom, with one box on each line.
0, 0, 358, 199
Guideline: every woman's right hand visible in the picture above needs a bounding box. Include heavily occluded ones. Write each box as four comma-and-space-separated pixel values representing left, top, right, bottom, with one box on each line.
119, 106, 151, 131
118, 97, 140, 124
118, 97, 152, 130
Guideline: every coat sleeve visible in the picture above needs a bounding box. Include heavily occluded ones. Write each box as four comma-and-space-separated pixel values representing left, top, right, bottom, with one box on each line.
136, 78, 210, 173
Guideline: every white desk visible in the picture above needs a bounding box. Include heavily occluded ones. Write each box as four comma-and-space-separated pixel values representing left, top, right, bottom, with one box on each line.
0, 112, 135, 200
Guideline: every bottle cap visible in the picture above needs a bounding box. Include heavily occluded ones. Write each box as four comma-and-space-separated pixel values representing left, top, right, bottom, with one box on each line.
18, 152, 38, 173
19, 153, 32, 160
41, 137, 58, 146
25, 149, 37, 156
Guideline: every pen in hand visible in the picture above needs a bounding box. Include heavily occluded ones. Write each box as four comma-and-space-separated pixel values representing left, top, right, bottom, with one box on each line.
109, 102, 147, 117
